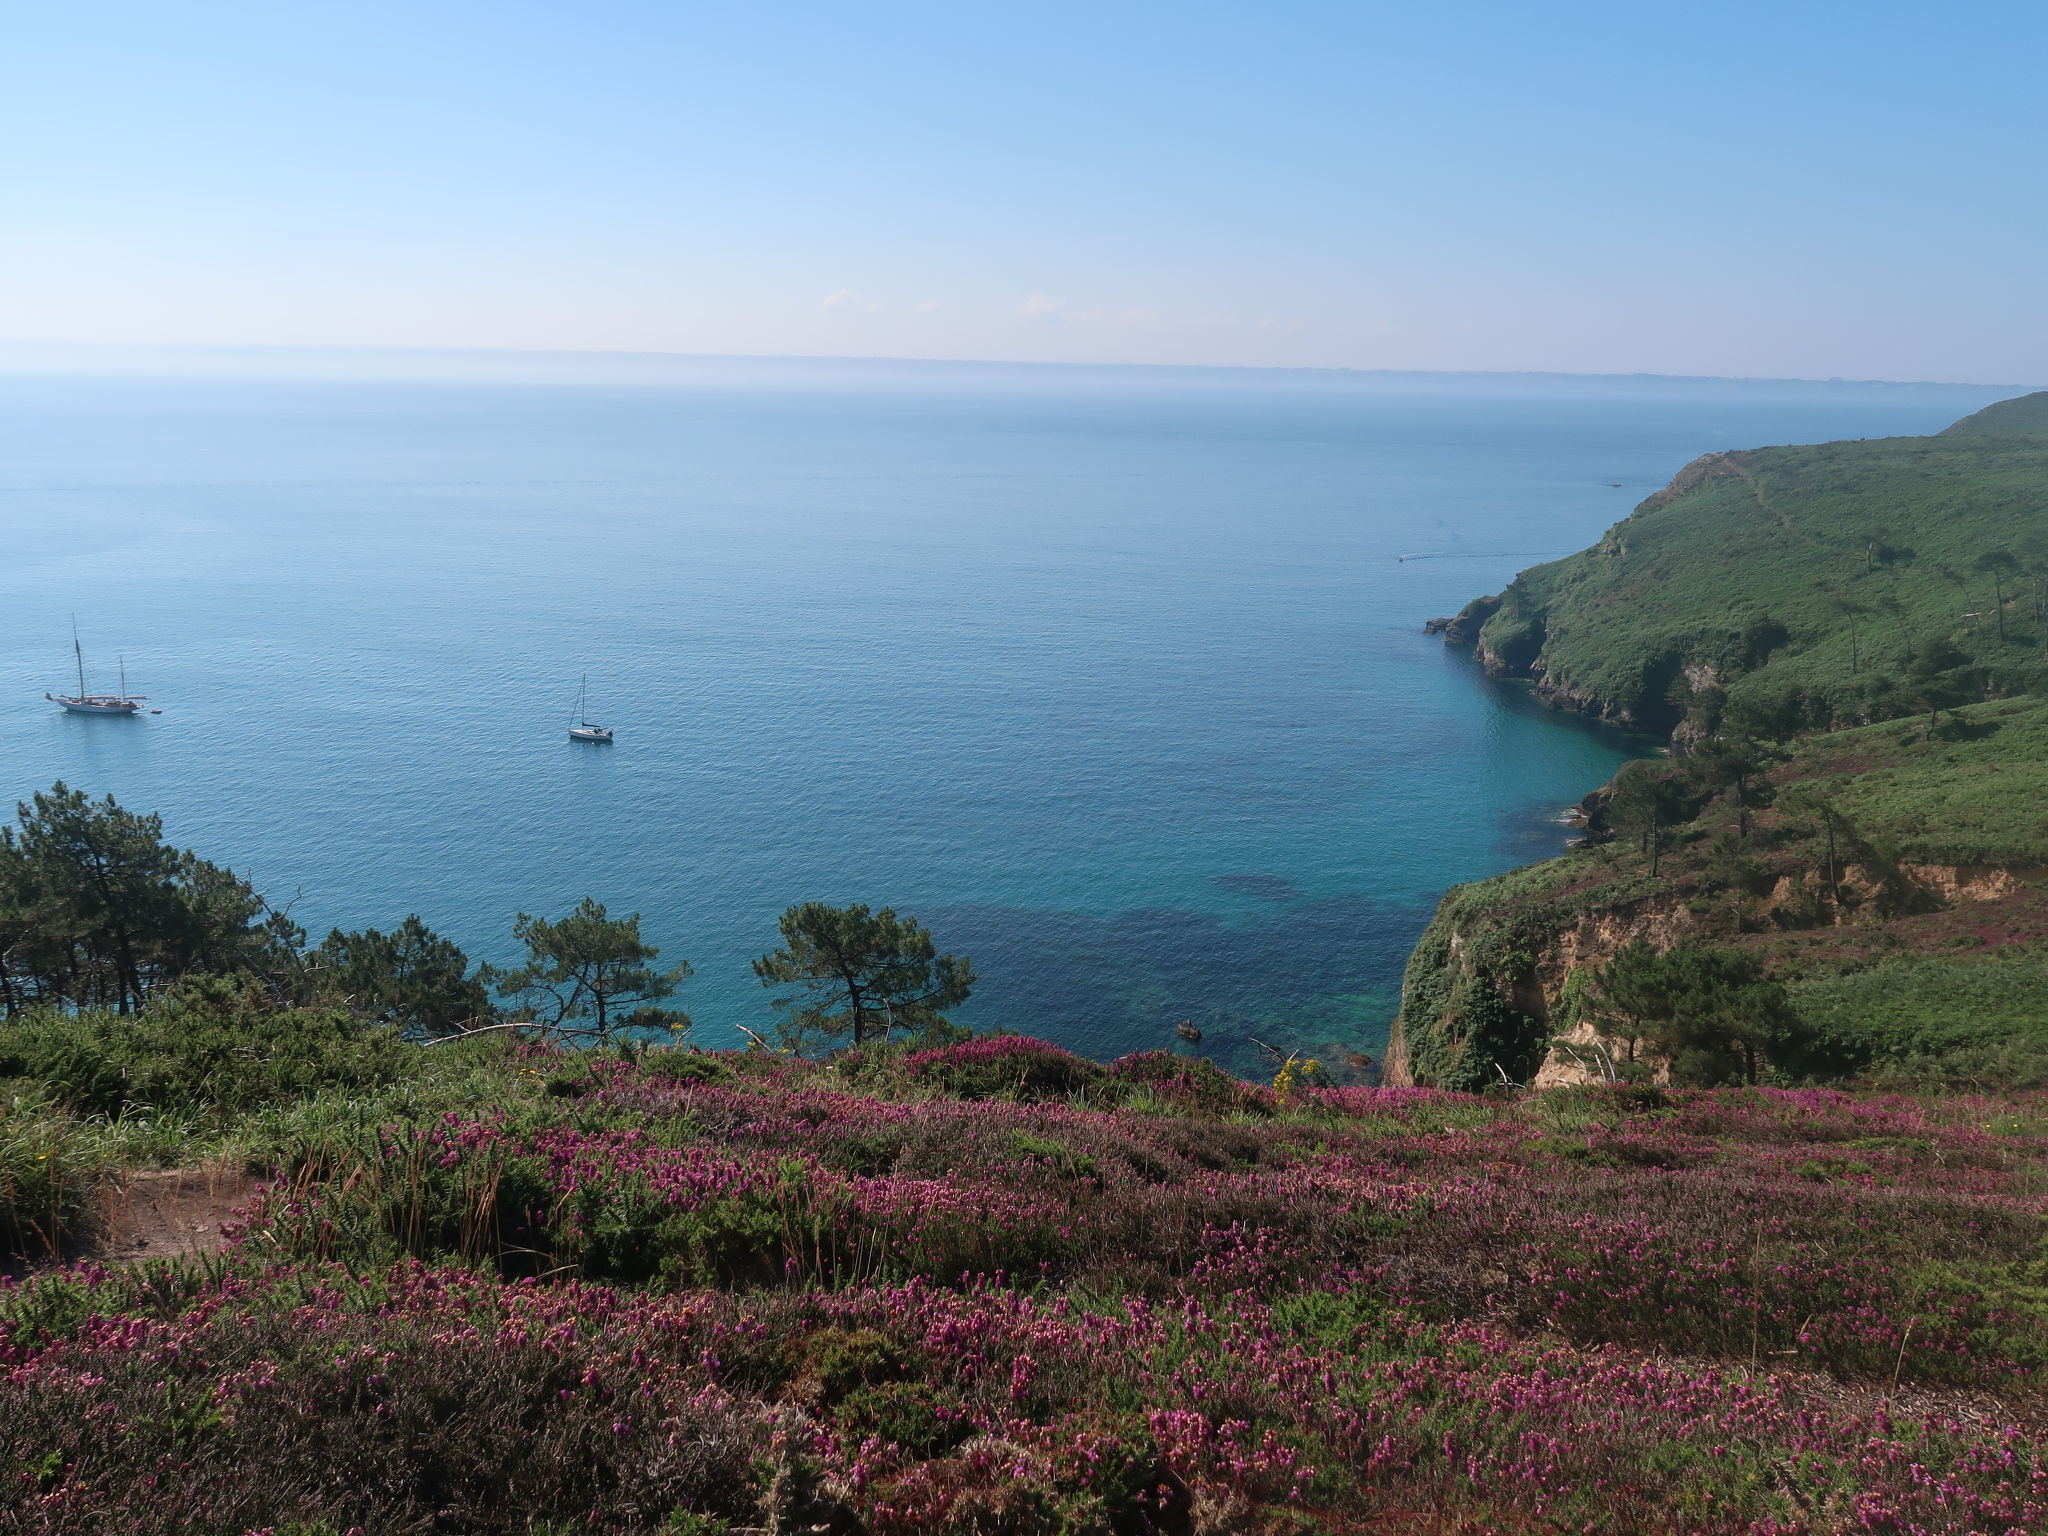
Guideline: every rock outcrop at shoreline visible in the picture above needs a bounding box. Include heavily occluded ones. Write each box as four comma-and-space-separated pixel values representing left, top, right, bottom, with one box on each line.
1421, 594, 1498, 645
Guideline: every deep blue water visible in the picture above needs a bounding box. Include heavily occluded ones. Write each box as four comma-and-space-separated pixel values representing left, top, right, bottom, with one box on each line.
0, 361, 2018, 1072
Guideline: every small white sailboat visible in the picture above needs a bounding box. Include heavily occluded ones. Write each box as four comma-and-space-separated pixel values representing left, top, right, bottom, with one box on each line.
47, 623, 147, 715
568, 675, 613, 743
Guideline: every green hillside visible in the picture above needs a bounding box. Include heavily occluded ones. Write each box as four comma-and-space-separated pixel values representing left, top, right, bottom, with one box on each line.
1788, 692, 2048, 864
1941, 388, 2048, 437
1392, 695, 2048, 1091
1451, 390, 2048, 730
1400, 396, 2048, 1092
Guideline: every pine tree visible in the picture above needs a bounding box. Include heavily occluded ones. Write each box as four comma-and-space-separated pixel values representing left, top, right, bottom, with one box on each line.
486, 899, 690, 1042
754, 902, 974, 1052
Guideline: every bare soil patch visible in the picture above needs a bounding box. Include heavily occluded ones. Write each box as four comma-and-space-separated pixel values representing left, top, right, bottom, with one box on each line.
97, 1165, 257, 1263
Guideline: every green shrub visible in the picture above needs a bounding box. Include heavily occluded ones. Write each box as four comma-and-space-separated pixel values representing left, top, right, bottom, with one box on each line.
797, 1326, 907, 1404
834, 1380, 971, 1458
640, 1050, 731, 1086
1104, 1051, 1268, 1115
900, 1036, 1102, 1101
0, 979, 415, 1121
1008, 1130, 1101, 1181
1794, 952, 2048, 1064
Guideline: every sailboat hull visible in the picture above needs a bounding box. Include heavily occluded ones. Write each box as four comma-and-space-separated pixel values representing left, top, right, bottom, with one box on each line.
569, 726, 613, 742
50, 695, 144, 714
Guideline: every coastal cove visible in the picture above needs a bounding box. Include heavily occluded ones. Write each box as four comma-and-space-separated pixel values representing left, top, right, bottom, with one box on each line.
0, 359, 2020, 1071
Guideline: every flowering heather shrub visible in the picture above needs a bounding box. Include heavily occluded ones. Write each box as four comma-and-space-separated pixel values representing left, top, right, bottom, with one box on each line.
5, 1041, 2048, 1532
0, 1264, 779, 1533
3, 1259, 2044, 1534
228, 1056, 2048, 1387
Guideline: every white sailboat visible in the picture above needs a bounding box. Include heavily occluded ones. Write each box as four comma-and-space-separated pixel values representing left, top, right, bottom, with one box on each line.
47, 623, 147, 715
568, 675, 613, 743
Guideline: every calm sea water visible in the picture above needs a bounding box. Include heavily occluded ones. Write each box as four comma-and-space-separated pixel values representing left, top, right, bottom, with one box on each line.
0, 360, 2017, 1071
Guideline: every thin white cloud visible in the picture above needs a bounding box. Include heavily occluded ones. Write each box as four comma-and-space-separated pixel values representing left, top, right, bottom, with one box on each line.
1022, 293, 1161, 325
914, 298, 943, 312
822, 288, 885, 315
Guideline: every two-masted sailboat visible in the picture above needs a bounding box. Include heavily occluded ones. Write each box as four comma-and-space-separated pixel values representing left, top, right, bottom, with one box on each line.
568, 675, 613, 743
46, 624, 147, 714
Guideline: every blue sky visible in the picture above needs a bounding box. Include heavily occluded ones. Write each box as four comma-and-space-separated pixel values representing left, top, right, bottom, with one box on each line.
4, 0, 2044, 381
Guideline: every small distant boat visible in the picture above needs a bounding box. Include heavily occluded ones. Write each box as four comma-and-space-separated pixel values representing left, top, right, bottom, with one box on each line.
568, 674, 613, 743
47, 623, 147, 715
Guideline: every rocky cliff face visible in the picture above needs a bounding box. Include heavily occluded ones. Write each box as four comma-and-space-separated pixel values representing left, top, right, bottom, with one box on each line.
1386, 849, 2048, 1090
1504, 659, 1669, 730
1428, 580, 1677, 732
1386, 875, 1693, 1091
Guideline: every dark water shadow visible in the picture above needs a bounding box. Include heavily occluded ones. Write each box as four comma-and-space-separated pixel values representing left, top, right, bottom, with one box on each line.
1479, 676, 1666, 758
926, 892, 1435, 1082
916, 656, 1663, 1081
1210, 873, 1302, 902
1429, 636, 1667, 759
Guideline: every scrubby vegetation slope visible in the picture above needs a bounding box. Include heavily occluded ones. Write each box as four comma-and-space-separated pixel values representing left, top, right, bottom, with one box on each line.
6, 1009, 2048, 1533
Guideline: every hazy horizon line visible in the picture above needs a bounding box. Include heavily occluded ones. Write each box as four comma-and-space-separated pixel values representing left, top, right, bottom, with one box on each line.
0, 337, 2037, 395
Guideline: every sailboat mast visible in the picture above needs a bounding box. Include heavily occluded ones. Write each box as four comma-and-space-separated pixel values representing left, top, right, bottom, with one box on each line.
72, 617, 85, 697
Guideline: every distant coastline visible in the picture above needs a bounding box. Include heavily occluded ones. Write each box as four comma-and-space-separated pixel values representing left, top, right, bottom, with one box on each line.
0, 338, 2037, 396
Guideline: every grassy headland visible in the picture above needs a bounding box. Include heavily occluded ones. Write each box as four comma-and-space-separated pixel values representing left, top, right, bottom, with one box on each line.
1439, 389, 2048, 732
1399, 393, 2048, 1094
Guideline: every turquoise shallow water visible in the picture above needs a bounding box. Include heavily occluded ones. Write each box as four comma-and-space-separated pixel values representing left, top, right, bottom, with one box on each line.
0, 362, 2016, 1071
